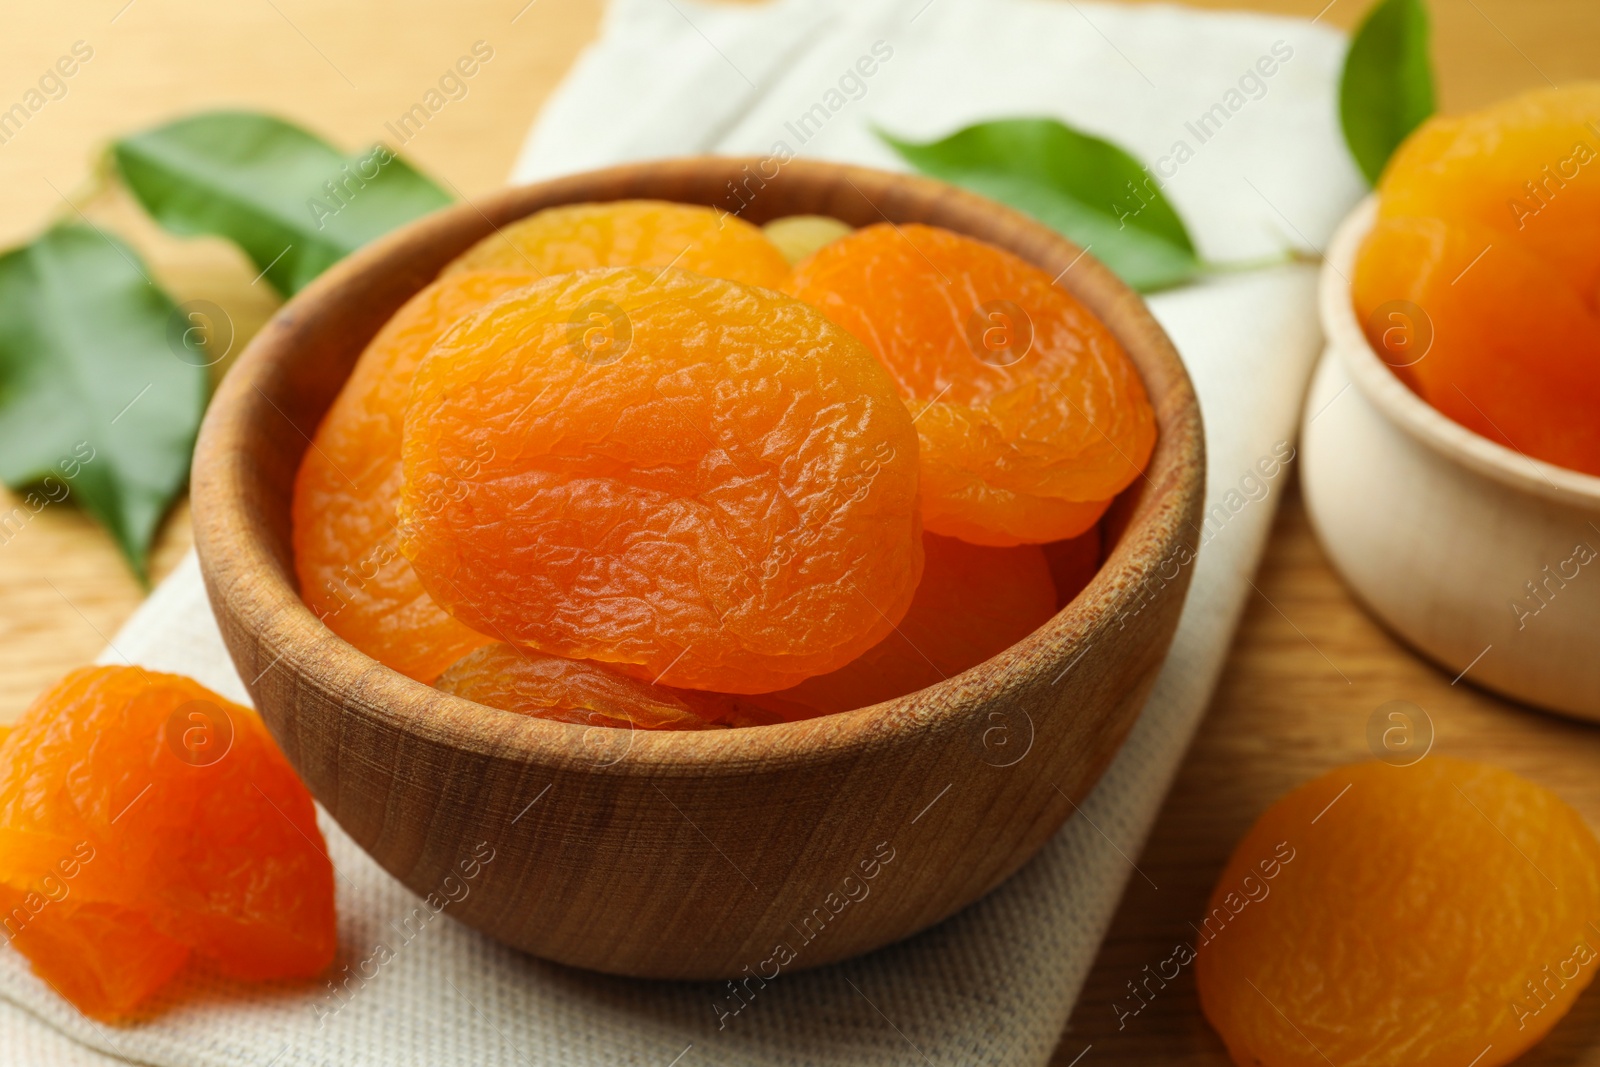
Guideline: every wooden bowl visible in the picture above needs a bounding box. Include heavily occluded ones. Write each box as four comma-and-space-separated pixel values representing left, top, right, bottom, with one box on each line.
190, 158, 1205, 979
1304, 197, 1600, 721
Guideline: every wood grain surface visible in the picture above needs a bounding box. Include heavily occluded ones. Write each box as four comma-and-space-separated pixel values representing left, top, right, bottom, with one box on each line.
0, 0, 1596, 1060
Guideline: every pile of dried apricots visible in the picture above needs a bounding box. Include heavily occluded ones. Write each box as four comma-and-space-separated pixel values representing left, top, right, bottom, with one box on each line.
293, 199, 1156, 722
1354, 85, 1600, 476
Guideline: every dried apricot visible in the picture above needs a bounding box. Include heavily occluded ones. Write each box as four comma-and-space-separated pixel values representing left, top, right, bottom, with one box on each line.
1352, 217, 1600, 473
1377, 86, 1600, 301
436, 644, 712, 729
775, 533, 1056, 715
1196, 757, 1600, 1067
294, 271, 540, 681
435, 643, 812, 729
0, 667, 335, 1019
399, 267, 924, 694
1354, 85, 1600, 475
445, 200, 790, 290
1042, 525, 1102, 608
763, 214, 853, 265
785, 223, 1155, 546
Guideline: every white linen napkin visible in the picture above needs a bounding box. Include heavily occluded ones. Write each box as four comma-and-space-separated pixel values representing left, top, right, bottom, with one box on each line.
0, 0, 1363, 1063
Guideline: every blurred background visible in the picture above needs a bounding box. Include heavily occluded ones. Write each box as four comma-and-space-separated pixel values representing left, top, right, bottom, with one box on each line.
2, 1, 1596, 1062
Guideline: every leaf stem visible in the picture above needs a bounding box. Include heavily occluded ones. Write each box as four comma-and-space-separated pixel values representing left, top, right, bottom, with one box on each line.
1198, 246, 1322, 276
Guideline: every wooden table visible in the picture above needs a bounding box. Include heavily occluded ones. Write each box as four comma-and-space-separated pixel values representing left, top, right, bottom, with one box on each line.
2, 2, 1596, 1063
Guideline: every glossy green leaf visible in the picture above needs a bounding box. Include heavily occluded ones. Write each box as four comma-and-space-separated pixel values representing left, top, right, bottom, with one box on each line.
879, 118, 1200, 291
0, 225, 208, 579
112, 111, 451, 297
1339, 0, 1436, 185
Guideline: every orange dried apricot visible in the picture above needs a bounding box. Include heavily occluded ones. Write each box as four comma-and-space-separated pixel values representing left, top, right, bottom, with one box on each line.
445, 200, 791, 290
436, 644, 713, 729
1196, 757, 1600, 1067
785, 223, 1155, 546
1353, 217, 1600, 473
763, 214, 854, 266
1377, 86, 1600, 300
1354, 85, 1600, 475
399, 266, 924, 694
435, 643, 813, 729
1042, 525, 1102, 609
775, 533, 1056, 715
294, 270, 540, 682
0, 667, 335, 1019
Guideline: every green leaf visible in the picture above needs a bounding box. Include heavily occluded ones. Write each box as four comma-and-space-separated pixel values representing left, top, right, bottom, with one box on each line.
879, 118, 1200, 292
0, 225, 208, 579
112, 111, 451, 297
1339, 0, 1436, 186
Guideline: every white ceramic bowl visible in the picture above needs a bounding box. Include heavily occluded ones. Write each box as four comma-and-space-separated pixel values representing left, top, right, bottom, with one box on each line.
1302, 197, 1600, 721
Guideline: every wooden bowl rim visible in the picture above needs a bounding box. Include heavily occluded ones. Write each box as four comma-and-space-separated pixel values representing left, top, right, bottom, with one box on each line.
193, 157, 1205, 776
1322, 196, 1600, 510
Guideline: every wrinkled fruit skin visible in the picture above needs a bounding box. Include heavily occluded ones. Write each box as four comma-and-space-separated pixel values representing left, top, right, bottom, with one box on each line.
1196, 757, 1600, 1067
400, 266, 925, 694
435, 643, 816, 729
785, 223, 1155, 546
776, 533, 1057, 715
0, 667, 335, 1019
294, 271, 540, 682
445, 199, 791, 291
1354, 85, 1600, 476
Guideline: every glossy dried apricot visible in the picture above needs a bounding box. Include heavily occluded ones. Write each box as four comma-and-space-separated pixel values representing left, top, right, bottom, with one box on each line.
445, 200, 790, 290
1377, 85, 1600, 300
785, 223, 1155, 546
1196, 757, 1600, 1067
435, 643, 813, 729
1355, 85, 1600, 475
1352, 217, 1600, 473
399, 266, 924, 694
0, 667, 335, 1019
776, 533, 1056, 715
294, 271, 540, 681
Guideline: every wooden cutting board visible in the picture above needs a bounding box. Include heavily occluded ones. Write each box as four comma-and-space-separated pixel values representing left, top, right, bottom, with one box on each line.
0, 1, 1595, 1062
